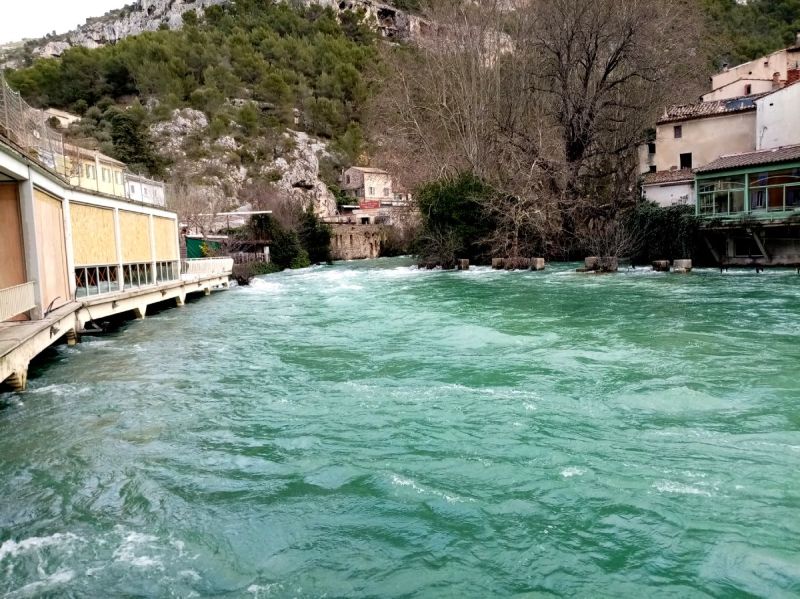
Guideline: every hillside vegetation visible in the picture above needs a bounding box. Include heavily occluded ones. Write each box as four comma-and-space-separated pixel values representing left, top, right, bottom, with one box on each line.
5, 0, 376, 176
703, 0, 800, 66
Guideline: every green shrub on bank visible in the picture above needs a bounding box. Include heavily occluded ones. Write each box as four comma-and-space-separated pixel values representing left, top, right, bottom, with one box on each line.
413, 173, 496, 264
625, 202, 700, 263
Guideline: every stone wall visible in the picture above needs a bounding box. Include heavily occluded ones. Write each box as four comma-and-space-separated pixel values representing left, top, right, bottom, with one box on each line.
330, 224, 385, 260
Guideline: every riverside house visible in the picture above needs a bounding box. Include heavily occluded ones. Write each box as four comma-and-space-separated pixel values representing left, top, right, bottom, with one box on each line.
338, 166, 411, 225
639, 34, 800, 208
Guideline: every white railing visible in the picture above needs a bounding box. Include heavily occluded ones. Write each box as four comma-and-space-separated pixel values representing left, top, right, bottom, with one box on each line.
181, 258, 234, 277
0, 281, 36, 322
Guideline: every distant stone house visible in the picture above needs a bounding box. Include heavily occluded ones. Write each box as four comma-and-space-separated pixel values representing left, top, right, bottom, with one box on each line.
339, 166, 411, 225
703, 34, 800, 102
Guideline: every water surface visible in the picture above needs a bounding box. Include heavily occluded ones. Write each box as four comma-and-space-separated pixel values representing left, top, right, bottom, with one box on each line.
1, 259, 799, 597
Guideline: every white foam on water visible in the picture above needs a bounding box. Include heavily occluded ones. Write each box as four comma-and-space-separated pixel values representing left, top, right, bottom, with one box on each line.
0, 532, 83, 562
390, 474, 471, 504
9, 568, 75, 597
112, 531, 163, 570
247, 583, 283, 596
561, 467, 586, 478
653, 480, 712, 497
243, 278, 285, 294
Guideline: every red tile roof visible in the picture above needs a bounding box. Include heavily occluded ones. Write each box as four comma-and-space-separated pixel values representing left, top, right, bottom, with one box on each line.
696, 145, 800, 173
641, 169, 694, 185
658, 94, 766, 124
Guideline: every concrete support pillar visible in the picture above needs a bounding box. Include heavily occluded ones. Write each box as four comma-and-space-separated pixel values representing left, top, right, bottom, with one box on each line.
18, 175, 43, 320
203, 287, 211, 296
66, 329, 79, 346
113, 207, 124, 291
134, 305, 147, 320
6, 369, 28, 392
61, 191, 77, 300
148, 214, 157, 285
673, 259, 692, 273
175, 294, 186, 307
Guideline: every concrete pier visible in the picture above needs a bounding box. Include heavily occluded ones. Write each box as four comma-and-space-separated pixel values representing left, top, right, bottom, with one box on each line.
1, 272, 229, 391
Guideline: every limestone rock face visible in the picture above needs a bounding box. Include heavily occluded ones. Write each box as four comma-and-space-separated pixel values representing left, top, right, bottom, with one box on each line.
273, 131, 337, 218
149, 110, 336, 219
19, 0, 421, 61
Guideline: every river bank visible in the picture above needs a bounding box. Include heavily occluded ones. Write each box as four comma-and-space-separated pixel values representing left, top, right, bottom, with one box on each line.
1, 258, 799, 597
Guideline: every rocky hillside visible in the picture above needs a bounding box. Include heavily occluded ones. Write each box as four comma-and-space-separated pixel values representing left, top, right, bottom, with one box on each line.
3, 0, 393, 219
2, 0, 422, 67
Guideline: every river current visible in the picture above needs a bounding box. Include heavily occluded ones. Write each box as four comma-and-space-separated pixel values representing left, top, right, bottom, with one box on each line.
1, 259, 799, 597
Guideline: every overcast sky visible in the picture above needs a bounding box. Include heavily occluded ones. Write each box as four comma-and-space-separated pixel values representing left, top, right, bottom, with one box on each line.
0, 0, 124, 45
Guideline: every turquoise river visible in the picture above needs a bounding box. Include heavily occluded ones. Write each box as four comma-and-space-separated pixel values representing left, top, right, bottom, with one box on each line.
1, 259, 799, 598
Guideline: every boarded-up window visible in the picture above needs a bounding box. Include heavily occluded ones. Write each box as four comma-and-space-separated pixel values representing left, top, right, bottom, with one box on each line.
153, 216, 178, 261
70, 203, 117, 266
119, 210, 152, 263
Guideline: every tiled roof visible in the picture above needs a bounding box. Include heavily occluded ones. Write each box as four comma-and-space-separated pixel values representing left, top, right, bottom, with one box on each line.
642, 169, 694, 185
696, 144, 800, 173
658, 94, 766, 124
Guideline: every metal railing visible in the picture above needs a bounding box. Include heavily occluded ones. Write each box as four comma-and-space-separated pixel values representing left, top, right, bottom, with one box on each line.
0, 73, 167, 207
181, 258, 234, 276
0, 73, 65, 171
0, 282, 36, 322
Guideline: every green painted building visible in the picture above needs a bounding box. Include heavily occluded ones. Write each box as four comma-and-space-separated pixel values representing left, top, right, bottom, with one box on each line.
695, 144, 800, 266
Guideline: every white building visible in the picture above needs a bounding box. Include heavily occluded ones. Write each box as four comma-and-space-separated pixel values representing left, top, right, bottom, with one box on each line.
756, 81, 800, 150
125, 173, 166, 206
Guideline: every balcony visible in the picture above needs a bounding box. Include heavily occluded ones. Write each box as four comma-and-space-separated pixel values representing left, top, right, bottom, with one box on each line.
0, 282, 36, 322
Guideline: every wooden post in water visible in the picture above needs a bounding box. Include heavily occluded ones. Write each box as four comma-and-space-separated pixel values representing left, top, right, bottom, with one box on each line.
672, 259, 692, 273
652, 260, 670, 272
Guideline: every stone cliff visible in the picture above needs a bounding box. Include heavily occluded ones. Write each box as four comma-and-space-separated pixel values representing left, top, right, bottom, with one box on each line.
6, 0, 421, 64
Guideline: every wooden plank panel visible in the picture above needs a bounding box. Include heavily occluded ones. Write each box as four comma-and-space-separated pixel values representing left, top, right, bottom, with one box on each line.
70, 203, 117, 266
34, 189, 69, 310
153, 216, 178, 261
119, 210, 152, 263
0, 183, 26, 290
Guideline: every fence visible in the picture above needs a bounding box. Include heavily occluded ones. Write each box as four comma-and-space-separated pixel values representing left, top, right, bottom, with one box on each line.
0, 282, 36, 322
0, 73, 65, 174
0, 73, 167, 207
181, 258, 234, 276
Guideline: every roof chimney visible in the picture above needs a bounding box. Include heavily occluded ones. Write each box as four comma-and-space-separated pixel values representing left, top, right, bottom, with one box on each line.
772, 71, 783, 89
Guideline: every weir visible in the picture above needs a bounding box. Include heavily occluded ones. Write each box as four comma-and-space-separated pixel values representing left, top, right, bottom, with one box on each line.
0, 134, 232, 391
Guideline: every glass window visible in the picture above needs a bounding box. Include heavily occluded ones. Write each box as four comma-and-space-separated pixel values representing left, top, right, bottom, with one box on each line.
674, 125, 682, 139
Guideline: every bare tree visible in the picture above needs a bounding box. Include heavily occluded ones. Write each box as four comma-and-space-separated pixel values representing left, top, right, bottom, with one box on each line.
373, 0, 705, 256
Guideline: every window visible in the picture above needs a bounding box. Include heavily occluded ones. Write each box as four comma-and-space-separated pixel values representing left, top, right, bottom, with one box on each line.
674, 125, 682, 139
115, 171, 122, 184
101, 167, 109, 182
744, 84, 752, 95
647, 142, 656, 155
369, 186, 375, 196
345, 175, 351, 184
84, 164, 96, 179
648, 165, 657, 173
383, 187, 390, 197
680, 153, 692, 170
698, 175, 746, 215
130, 184, 136, 195
144, 187, 150, 198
